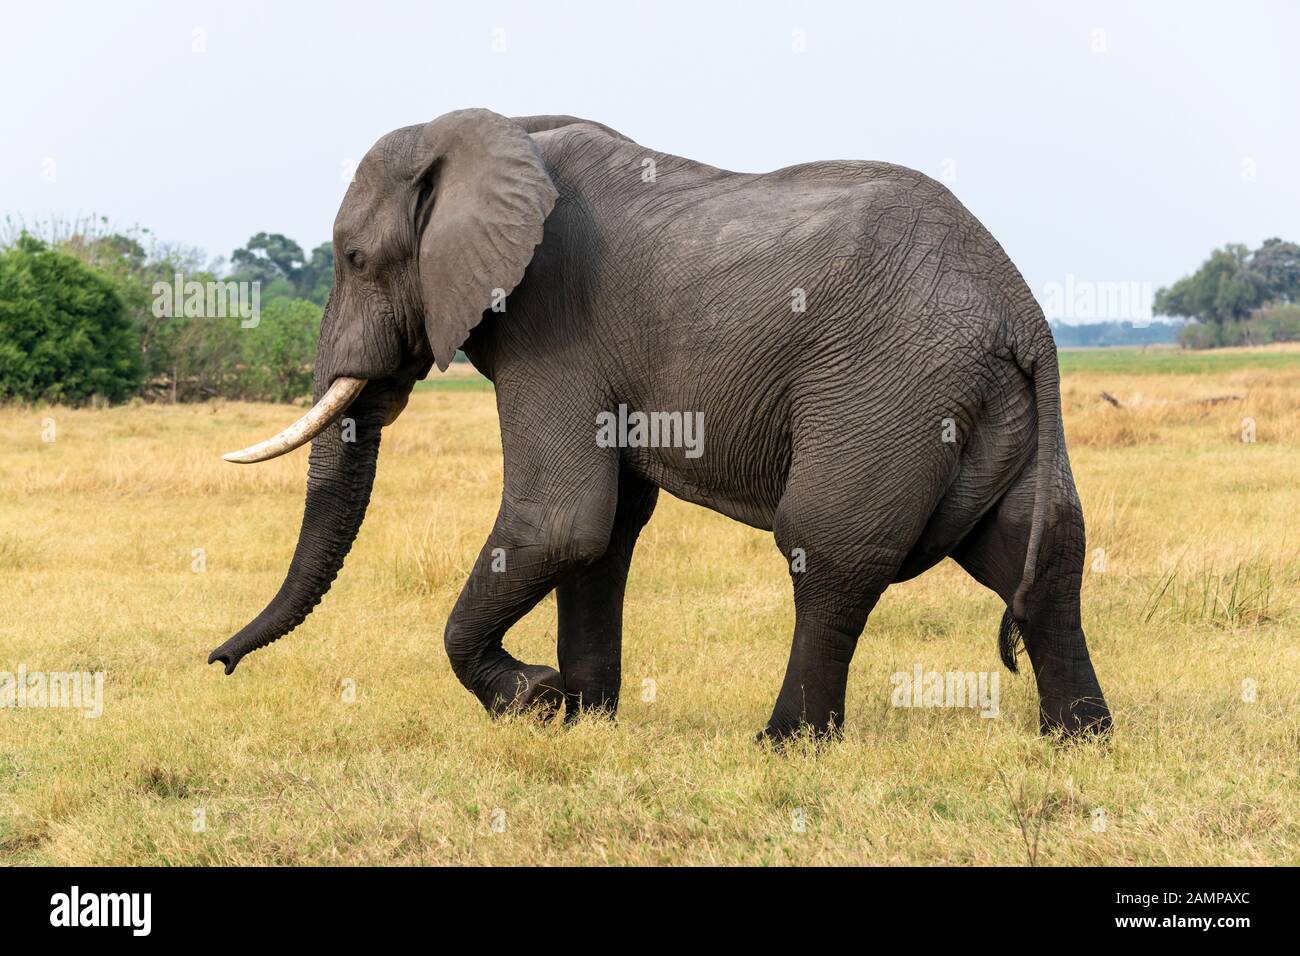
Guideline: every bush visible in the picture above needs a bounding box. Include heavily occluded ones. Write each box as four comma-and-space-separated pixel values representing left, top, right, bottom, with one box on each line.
237, 298, 321, 403
1250, 304, 1300, 344
0, 220, 326, 405
1178, 304, 1300, 350
1178, 322, 1227, 350
0, 235, 141, 403
149, 298, 321, 403
148, 310, 243, 402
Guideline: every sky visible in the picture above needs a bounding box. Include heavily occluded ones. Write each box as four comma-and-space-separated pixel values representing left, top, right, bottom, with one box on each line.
3, 0, 1296, 322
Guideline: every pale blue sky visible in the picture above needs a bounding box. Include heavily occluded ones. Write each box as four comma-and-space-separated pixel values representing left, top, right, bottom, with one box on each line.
3, 0, 1295, 318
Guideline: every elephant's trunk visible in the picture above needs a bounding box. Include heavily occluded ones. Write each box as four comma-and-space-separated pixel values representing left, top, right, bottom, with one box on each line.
207, 393, 386, 674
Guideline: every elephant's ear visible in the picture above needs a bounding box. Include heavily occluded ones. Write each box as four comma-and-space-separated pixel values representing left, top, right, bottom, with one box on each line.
414, 109, 558, 371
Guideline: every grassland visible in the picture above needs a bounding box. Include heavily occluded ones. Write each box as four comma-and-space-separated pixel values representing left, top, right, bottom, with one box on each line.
1, 347, 1298, 865
1058, 341, 1300, 375
413, 361, 495, 392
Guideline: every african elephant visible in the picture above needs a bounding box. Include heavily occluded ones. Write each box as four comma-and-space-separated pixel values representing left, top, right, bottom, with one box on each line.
209, 108, 1110, 742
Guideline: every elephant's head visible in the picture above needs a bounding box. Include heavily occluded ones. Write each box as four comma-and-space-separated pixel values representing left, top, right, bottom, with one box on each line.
208, 108, 558, 674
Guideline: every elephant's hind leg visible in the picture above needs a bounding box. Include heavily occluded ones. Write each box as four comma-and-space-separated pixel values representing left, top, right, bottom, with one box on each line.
556, 471, 658, 718
952, 466, 1111, 737
762, 458, 945, 743
759, 552, 883, 743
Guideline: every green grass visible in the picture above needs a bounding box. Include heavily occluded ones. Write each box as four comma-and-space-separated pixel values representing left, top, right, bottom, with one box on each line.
414, 375, 493, 392
1059, 346, 1300, 376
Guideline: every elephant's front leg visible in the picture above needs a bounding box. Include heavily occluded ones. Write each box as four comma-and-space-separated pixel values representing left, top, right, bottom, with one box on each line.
444, 454, 620, 717
557, 472, 658, 718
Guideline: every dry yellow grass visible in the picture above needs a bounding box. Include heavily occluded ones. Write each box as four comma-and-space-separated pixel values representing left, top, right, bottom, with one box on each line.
1, 350, 1298, 865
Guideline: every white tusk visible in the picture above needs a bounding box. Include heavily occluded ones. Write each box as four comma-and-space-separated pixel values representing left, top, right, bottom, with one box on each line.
222, 377, 368, 464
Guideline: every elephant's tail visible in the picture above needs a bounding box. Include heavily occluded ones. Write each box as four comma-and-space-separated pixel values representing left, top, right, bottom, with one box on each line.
998, 607, 1023, 674
1009, 323, 1062, 631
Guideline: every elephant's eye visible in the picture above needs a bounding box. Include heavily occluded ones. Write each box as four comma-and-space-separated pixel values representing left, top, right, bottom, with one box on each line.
346, 249, 366, 271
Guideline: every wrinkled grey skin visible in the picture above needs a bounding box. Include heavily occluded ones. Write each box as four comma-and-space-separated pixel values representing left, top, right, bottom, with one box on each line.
209, 109, 1110, 742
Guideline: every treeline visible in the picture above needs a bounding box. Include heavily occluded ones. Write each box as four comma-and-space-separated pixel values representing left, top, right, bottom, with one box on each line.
0, 217, 328, 405
4, 215, 1297, 407
1049, 319, 1180, 349
1155, 238, 1300, 349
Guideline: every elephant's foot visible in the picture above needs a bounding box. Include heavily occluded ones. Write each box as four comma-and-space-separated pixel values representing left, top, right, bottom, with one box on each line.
1039, 693, 1112, 740
1029, 643, 1112, 740
562, 691, 619, 722
487, 664, 565, 720
756, 707, 844, 749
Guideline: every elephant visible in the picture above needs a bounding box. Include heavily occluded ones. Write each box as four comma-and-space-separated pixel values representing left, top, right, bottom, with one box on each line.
209, 108, 1111, 742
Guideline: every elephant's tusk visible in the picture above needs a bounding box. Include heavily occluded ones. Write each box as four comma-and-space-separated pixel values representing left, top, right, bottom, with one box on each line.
221, 377, 368, 464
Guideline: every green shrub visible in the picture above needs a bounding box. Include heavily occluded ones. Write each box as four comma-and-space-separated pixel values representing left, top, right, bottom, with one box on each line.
149, 310, 244, 402
1250, 303, 1300, 344
1178, 305, 1300, 350
148, 298, 320, 403
237, 298, 321, 403
1178, 321, 1227, 350
0, 221, 326, 405
0, 235, 141, 403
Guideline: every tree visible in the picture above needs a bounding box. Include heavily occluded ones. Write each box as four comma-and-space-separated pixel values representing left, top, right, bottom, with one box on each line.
1251, 238, 1300, 303
1163, 238, 1300, 349
237, 298, 321, 402
0, 220, 332, 404
70, 232, 211, 388
230, 234, 332, 305
5, 216, 214, 393
147, 296, 322, 402
0, 235, 141, 403
298, 242, 333, 305
149, 308, 243, 402
1154, 243, 1265, 324
1213, 266, 1268, 322
231, 232, 306, 285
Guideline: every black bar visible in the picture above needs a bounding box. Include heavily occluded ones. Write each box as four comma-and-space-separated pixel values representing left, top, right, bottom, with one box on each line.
0, 866, 1278, 939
